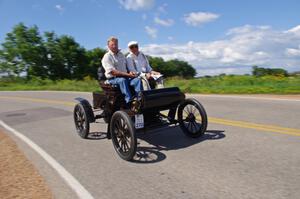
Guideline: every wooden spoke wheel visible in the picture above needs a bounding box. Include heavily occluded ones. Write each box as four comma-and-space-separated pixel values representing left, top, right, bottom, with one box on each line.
110, 111, 137, 161
73, 103, 90, 139
178, 98, 207, 138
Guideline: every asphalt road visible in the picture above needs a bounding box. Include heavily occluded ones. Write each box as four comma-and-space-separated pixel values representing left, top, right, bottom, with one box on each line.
0, 91, 300, 199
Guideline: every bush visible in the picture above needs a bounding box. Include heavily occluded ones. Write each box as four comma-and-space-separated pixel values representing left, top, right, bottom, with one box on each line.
252, 66, 288, 77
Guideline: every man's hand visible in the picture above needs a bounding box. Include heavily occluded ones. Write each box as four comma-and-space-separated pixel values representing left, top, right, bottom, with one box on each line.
111, 69, 137, 78
128, 71, 137, 78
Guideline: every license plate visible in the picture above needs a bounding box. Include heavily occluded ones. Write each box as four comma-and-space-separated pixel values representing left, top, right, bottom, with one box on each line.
135, 114, 144, 129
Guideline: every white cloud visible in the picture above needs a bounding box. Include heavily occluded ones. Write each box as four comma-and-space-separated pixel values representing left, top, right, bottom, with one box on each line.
119, 0, 154, 11
286, 25, 300, 34
55, 4, 64, 12
141, 25, 300, 76
145, 26, 157, 39
183, 12, 219, 27
168, 36, 174, 41
226, 25, 270, 35
286, 46, 300, 57
154, 17, 174, 27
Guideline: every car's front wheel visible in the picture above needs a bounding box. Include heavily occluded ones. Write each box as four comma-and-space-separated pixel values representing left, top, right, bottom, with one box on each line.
110, 111, 137, 161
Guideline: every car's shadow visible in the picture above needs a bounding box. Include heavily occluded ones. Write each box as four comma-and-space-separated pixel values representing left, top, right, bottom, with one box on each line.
86, 127, 225, 164
86, 131, 107, 140
132, 127, 225, 164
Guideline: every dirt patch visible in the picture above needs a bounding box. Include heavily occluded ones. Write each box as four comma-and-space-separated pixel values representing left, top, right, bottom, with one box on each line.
0, 130, 53, 199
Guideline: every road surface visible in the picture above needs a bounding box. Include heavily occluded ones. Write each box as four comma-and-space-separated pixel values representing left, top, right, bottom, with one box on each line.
0, 91, 299, 199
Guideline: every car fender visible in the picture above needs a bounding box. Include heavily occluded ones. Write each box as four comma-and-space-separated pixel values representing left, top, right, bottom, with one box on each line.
74, 98, 95, 123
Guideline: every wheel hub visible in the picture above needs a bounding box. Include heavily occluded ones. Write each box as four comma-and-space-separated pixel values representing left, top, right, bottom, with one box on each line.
186, 113, 196, 122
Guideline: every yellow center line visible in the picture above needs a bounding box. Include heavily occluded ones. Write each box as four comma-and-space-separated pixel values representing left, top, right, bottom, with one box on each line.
208, 117, 300, 137
1, 95, 300, 137
0, 96, 75, 106
209, 117, 300, 134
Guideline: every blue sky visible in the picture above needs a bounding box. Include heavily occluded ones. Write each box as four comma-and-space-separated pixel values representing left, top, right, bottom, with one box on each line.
1, 0, 300, 75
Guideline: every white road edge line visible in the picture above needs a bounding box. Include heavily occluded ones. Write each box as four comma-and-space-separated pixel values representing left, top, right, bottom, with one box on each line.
0, 120, 94, 199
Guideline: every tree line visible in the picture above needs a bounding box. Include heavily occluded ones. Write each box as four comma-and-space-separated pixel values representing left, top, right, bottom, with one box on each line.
210, 66, 289, 78
252, 66, 288, 77
0, 23, 196, 80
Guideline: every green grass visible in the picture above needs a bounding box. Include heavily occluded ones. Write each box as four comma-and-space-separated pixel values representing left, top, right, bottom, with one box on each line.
0, 77, 99, 92
166, 75, 300, 94
1, 75, 300, 94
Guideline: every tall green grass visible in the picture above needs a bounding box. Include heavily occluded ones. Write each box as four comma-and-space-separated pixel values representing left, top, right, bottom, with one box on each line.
1, 75, 300, 94
166, 75, 300, 94
0, 76, 99, 92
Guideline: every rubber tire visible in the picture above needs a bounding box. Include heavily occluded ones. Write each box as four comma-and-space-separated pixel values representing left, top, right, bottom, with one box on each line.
73, 103, 90, 139
110, 111, 137, 161
178, 98, 207, 138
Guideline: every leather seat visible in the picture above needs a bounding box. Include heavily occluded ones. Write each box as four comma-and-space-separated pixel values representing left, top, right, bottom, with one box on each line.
98, 66, 120, 93
99, 80, 120, 92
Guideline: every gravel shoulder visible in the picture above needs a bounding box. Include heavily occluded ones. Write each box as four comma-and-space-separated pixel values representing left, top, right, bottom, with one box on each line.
0, 129, 53, 199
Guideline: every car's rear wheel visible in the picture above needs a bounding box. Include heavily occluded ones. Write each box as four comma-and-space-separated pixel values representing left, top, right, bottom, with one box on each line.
73, 103, 90, 138
178, 98, 207, 138
110, 111, 137, 161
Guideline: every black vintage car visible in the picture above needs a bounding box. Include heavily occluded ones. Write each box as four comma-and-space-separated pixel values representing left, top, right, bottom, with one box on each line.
73, 68, 207, 161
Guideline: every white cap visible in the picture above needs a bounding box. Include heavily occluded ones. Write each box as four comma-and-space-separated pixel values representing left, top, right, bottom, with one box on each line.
128, 41, 138, 47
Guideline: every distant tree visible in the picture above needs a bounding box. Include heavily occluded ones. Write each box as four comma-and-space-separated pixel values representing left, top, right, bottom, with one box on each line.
0, 24, 88, 80
0, 49, 16, 76
269, 68, 288, 76
167, 59, 196, 77
85, 48, 106, 79
0, 23, 47, 78
43, 31, 61, 79
252, 66, 288, 77
0, 23, 197, 80
252, 66, 266, 76
148, 56, 196, 78
148, 56, 165, 72
43, 32, 87, 80
56, 35, 87, 79
1, 23, 46, 77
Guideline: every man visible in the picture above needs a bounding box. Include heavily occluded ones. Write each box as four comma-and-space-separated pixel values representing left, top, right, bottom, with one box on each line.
101, 37, 142, 104
126, 41, 164, 90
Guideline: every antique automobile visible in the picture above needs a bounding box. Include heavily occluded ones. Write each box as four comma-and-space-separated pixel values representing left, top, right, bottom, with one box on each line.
73, 68, 208, 161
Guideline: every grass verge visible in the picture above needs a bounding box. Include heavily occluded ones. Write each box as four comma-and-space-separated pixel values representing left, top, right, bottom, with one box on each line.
1, 75, 300, 94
